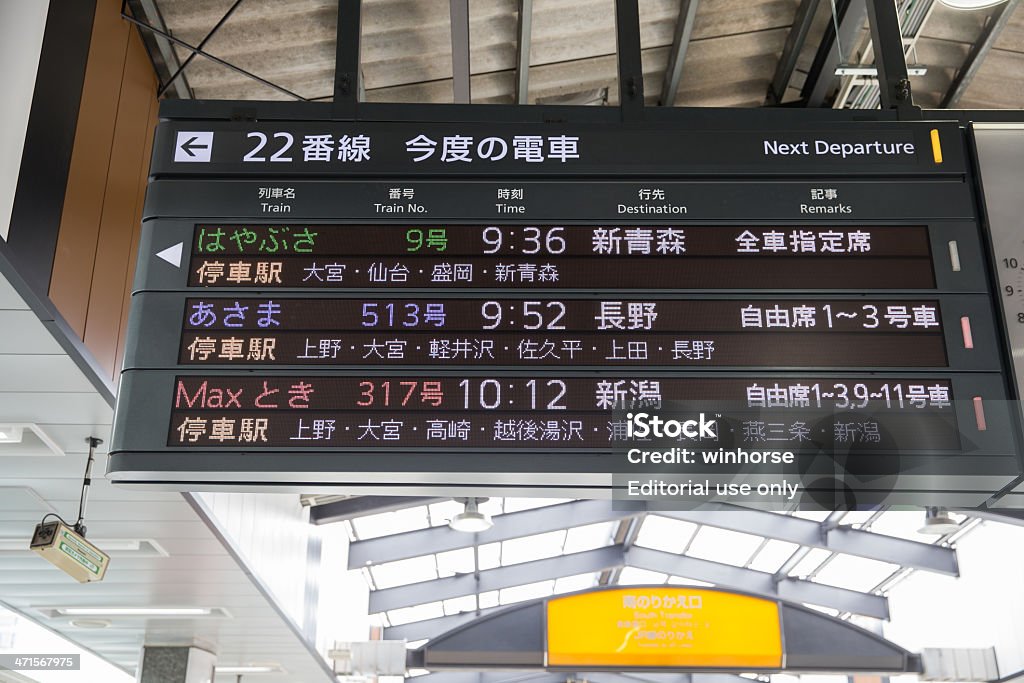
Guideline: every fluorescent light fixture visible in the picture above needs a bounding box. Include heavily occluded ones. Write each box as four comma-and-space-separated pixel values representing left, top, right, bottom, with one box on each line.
0, 426, 24, 444
449, 498, 493, 533
835, 65, 928, 77
0, 538, 167, 557
215, 665, 282, 674
939, 0, 1010, 9
0, 423, 65, 456
56, 607, 212, 617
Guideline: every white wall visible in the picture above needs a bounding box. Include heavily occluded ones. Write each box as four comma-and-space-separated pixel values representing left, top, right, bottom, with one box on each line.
0, 0, 50, 241
194, 492, 371, 665
883, 520, 1024, 675
194, 492, 313, 627
314, 522, 371, 658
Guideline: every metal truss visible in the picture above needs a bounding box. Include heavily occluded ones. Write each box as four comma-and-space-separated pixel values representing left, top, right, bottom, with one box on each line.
120, 0, 306, 100
347, 499, 639, 568
347, 500, 957, 576
766, 0, 820, 105
343, 499, 974, 635
367, 541, 890, 620
311, 496, 446, 525
659, 0, 700, 106
130, 0, 1024, 114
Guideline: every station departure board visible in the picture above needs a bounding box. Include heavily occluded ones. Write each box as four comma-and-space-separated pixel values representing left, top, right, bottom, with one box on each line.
108, 120, 1023, 503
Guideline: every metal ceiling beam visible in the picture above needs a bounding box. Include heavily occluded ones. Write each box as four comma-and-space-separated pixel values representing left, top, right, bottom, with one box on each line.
801, 0, 869, 107
450, 0, 471, 103
627, 546, 889, 619
369, 545, 625, 613
334, 0, 362, 117
962, 507, 1024, 527
660, 506, 958, 575
348, 499, 639, 568
614, 0, 645, 120
372, 541, 887, 618
766, 0, 821, 105
157, 0, 244, 98
120, 1, 306, 100
126, 0, 192, 99
384, 605, 506, 641
659, 0, 700, 106
865, 0, 914, 112
940, 0, 1020, 109
310, 496, 445, 526
515, 0, 533, 104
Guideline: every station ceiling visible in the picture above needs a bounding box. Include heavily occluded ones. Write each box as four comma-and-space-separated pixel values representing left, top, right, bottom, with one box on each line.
139, 0, 1024, 110
309, 496, 983, 647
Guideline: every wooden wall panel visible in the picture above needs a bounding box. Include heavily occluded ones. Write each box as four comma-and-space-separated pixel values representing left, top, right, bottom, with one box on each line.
49, 0, 130, 337
45, 0, 158, 381
84, 27, 157, 376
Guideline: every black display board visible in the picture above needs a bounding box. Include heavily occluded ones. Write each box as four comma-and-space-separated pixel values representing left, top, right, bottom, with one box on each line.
108, 120, 1022, 505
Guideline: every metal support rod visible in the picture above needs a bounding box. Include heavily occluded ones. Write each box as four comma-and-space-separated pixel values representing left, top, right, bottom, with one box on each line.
865, 0, 915, 112
801, 0, 867, 107
660, 0, 699, 106
128, 0, 193, 99
157, 0, 245, 98
75, 437, 103, 536
940, 0, 1020, 109
614, 0, 645, 120
514, 0, 533, 104
120, 1, 306, 100
766, 0, 820, 105
334, 0, 362, 118
450, 0, 472, 104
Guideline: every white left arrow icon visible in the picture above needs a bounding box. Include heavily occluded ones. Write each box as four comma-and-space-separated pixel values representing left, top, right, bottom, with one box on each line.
156, 242, 183, 268
173, 131, 213, 162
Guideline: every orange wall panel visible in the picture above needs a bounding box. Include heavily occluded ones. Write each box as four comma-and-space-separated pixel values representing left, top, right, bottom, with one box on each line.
114, 91, 158, 379
47, 0, 158, 381
49, 0, 130, 337
83, 27, 156, 377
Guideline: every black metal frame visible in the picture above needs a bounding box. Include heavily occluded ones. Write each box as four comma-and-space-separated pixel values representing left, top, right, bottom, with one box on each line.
865, 0, 917, 116
124, 0, 1024, 121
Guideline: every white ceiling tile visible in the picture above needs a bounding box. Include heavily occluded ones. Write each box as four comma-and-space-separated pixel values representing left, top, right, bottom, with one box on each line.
0, 311, 63, 354
0, 355, 99, 393
0, 276, 28, 310
0, 392, 112, 425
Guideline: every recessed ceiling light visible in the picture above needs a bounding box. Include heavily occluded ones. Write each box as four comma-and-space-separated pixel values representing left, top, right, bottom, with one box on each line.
939, 0, 1010, 9
0, 423, 64, 455
215, 665, 282, 674
0, 538, 167, 556
56, 607, 213, 617
68, 619, 111, 629
0, 426, 24, 444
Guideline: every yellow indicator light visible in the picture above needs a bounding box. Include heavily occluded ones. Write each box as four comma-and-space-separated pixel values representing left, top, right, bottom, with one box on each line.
931, 129, 943, 164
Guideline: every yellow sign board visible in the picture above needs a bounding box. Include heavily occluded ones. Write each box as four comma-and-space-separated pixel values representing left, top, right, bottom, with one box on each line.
546, 587, 782, 669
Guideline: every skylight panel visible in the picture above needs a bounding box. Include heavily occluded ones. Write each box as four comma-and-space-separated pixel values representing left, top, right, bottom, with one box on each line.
634, 515, 697, 553
685, 526, 764, 566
